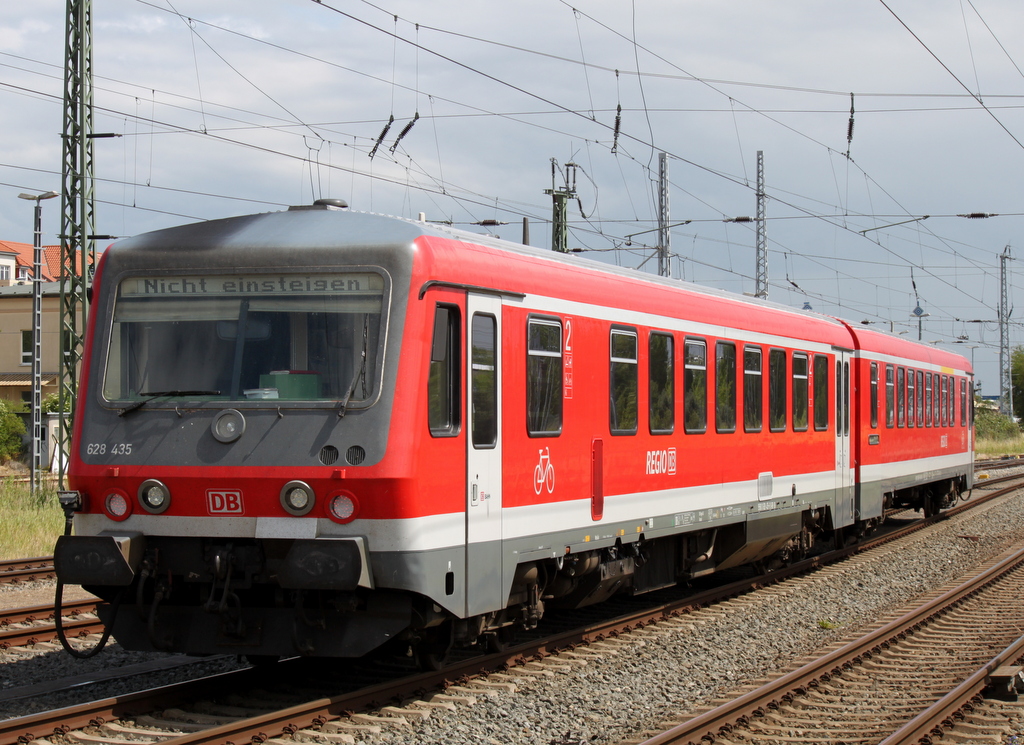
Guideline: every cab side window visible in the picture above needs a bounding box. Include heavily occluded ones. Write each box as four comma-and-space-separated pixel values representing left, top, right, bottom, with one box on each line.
428, 304, 460, 436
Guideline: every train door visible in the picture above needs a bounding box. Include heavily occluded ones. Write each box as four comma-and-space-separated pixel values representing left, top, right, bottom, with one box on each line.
465, 293, 503, 616
834, 351, 855, 526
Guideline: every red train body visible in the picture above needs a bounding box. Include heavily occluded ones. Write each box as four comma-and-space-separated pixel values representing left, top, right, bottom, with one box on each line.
54, 203, 973, 661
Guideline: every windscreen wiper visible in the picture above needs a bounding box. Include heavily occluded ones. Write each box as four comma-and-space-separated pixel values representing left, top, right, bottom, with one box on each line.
338, 316, 369, 418
118, 390, 221, 417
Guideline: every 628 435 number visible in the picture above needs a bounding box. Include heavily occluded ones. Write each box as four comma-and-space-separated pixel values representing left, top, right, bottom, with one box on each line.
87, 442, 132, 455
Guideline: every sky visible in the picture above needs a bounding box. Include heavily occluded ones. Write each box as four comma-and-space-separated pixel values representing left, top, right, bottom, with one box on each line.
2, 0, 1024, 394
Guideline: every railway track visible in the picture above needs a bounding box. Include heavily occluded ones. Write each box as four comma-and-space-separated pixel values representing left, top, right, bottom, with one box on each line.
2, 469, 1023, 745
0, 464, 1017, 743
0, 557, 54, 586
630, 542, 1024, 745
0, 599, 101, 651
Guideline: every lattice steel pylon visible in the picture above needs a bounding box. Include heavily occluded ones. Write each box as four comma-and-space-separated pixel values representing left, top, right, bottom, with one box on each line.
657, 153, 670, 278
999, 245, 1014, 417
59, 0, 96, 485
754, 150, 768, 299
544, 159, 577, 253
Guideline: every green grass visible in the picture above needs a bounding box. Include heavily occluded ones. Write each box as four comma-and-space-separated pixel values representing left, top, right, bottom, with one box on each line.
0, 478, 65, 560
976, 435, 1024, 458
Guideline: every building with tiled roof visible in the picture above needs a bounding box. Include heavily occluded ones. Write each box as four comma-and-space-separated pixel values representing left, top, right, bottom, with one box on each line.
0, 240, 57, 285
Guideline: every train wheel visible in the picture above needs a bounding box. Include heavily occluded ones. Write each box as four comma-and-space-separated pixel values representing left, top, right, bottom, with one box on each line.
484, 626, 517, 654
416, 623, 454, 671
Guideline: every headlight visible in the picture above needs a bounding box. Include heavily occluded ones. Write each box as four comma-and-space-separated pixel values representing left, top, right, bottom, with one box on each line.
326, 491, 359, 524
212, 409, 246, 443
280, 480, 315, 516
138, 479, 171, 514
104, 490, 132, 521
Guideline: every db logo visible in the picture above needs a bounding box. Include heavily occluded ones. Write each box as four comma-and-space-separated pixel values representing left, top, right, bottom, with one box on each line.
207, 489, 244, 515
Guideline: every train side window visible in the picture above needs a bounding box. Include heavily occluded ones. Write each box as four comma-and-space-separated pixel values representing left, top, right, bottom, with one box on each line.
527, 318, 563, 437
913, 370, 921, 427
716, 341, 736, 433
684, 338, 707, 434
769, 348, 786, 432
885, 365, 895, 428
844, 361, 850, 436
610, 328, 638, 435
916, 370, 924, 426
960, 378, 967, 426
813, 354, 828, 431
649, 332, 674, 435
897, 367, 905, 427
925, 372, 933, 427
471, 313, 497, 448
948, 376, 955, 425
428, 304, 460, 436
835, 360, 842, 433
792, 352, 808, 432
869, 362, 879, 429
744, 346, 762, 433
943, 376, 948, 425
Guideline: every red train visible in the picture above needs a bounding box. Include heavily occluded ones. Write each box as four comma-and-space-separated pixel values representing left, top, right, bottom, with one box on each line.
54, 200, 974, 663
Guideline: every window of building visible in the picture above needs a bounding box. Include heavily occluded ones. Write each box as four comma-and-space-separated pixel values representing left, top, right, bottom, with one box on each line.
610, 328, 638, 435
0, 265, 10, 281
21, 330, 31, 366
744, 346, 762, 433
716, 341, 736, 433
428, 305, 460, 436
527, 318, 563, 436
813, 354, 829, 431
792, 352, 808, 432
649, 332, 674, 435
684, 338, 707, 434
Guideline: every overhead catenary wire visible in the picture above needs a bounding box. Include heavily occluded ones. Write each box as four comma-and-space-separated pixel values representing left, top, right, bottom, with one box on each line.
3, 1, 1015, 343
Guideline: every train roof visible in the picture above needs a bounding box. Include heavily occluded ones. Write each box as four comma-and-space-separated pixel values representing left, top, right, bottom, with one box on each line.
106, 203, 971, 374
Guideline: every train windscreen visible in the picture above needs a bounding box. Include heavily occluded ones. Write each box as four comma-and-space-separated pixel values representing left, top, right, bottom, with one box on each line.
101, 272, 385, 405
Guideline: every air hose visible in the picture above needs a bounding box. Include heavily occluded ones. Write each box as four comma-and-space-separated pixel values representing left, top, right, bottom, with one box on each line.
53, 495, 122, 659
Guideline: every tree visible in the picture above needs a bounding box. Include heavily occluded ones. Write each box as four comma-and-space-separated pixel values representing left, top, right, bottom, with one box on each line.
0, 400, 26, 461
41, 392, 71, 414
1012, 346, 1024, 421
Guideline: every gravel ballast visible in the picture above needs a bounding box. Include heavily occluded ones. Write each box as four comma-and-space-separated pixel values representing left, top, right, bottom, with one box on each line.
4, 479, 1024, 744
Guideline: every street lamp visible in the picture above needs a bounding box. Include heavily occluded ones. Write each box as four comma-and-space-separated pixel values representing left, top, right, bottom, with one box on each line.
18, 190, 58, 495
